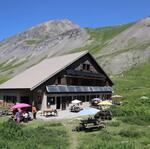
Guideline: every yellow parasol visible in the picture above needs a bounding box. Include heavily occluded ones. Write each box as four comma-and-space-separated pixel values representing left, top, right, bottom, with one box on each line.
98, 100, 112, 106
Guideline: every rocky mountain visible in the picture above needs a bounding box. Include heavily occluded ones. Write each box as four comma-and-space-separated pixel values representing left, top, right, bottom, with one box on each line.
0, 19, 89, 76
0, 17, 150, 82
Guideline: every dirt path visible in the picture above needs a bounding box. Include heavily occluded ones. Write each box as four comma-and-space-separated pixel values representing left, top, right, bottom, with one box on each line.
62, 120, 79, 149
69, 129, 78, 149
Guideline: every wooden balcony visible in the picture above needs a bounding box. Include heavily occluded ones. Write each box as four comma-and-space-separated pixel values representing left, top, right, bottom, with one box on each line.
66, 70, 106, 81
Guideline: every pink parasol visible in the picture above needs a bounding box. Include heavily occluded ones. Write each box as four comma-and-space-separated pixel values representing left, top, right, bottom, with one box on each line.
11, 103, 31, 110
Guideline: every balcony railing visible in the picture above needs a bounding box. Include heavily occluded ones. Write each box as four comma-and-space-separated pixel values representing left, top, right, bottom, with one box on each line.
66, 70, 106, 80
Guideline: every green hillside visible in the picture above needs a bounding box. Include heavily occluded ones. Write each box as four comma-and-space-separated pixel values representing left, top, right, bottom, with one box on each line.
112, 57, 150, 118
73, 23, 134, 54
0, 76, 10, 84
86, 23, 134, 43
113, 58, 150, 98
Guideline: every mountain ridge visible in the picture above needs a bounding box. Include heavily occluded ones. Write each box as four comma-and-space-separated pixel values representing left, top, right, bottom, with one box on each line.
0, 17, 150, 82
0, 19, 89, 77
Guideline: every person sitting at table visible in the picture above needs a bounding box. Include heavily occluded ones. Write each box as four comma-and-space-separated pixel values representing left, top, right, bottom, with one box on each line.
22, 111, 29, 122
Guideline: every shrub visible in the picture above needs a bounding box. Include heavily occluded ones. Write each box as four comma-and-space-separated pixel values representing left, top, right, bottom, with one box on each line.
78, 140, 138, 149
111, 106, 125, 116
0, 120, 23, 140
119, 115, 150, 125
100, 130, 112, 140
99, 142, 136, 149
111, 103, 150, 119
119, 128, 144, 138
0, 120, 69, 149
25, 39, 41, 45
108, 121, 120, 127
0, 140, 10, 149
48, 122, 63, 127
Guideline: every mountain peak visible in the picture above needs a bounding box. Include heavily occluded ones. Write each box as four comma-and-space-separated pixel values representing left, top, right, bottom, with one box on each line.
44, 19, 80, 29
19, 19, 81, 39
27, 19, 80, 33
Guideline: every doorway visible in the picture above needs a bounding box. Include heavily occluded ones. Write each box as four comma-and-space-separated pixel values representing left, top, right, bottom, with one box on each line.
62, 96, 68, 110
56, 97, 61, 109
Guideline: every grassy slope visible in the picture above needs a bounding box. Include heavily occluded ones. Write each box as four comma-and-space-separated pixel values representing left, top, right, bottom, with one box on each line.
0, 58, 28, 84
0, 119, 70, 149
112, 58, 150, 117
113, 59, 150, 98
0, 76, 10, 84
73, 23, 134, 55
86, 23, 134, 44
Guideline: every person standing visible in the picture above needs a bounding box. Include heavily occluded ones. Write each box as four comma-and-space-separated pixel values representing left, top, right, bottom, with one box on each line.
15, 109, 22, 123
32, 106, 37, 119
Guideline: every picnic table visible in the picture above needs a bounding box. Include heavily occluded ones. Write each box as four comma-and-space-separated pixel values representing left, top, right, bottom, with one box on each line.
43, 108, 58, 117
74, 118, 105, 131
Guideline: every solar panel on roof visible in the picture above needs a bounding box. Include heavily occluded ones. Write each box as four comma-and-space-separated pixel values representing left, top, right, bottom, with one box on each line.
46, 85, 112, 93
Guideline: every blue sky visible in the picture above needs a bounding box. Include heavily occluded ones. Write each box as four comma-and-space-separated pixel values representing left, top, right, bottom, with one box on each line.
0, 0, 150, 40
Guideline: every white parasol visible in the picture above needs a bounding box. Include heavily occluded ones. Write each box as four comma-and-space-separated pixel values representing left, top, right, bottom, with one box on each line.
72, 99, 82, 104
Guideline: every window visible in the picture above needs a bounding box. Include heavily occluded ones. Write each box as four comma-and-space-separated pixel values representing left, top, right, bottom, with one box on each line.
82, 64, 90, 71
86, 64, 90, 71
20, 96, 30, 104
86, 95, 89, 102
58, 77, 61, 84
79, 96, 85, 102
55, 77, 61, 85
4, 96, 17, 103
47, 97, 55, 105
72, 78, 78, 85
83, 64, 86, 70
